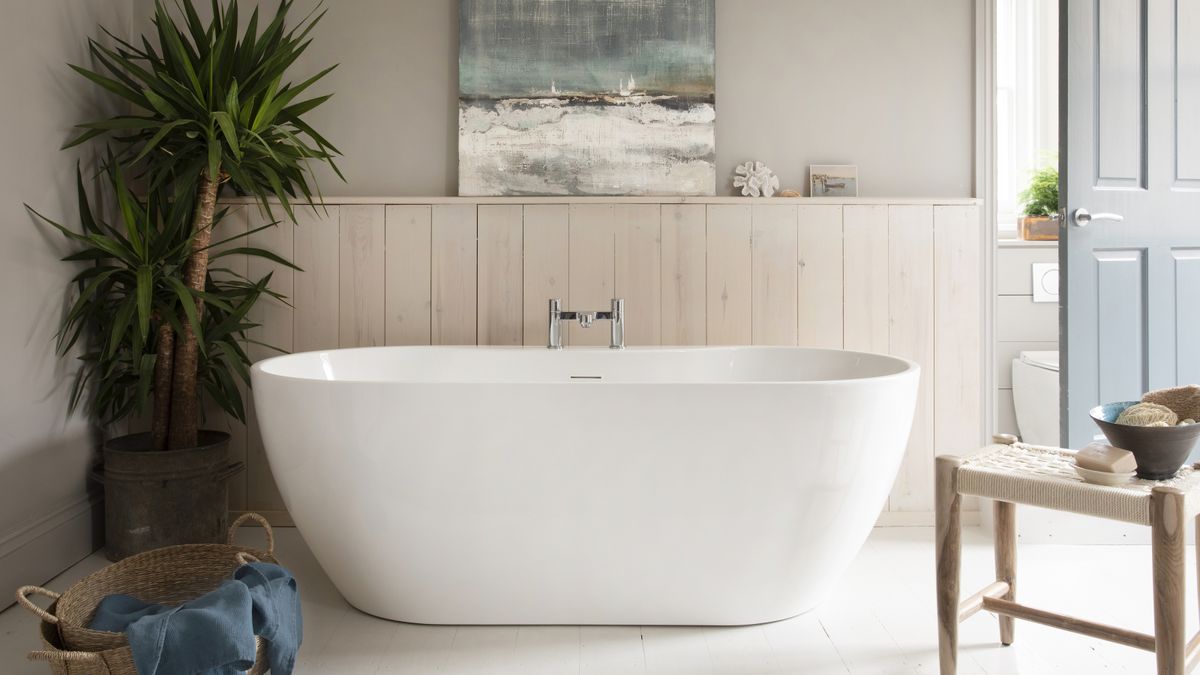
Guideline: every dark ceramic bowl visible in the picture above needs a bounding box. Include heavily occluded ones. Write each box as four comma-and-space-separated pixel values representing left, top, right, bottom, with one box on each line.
1090, 401, 1200, 480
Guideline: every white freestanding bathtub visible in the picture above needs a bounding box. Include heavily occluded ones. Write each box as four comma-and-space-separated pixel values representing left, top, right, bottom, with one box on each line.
251, 346, 919, 625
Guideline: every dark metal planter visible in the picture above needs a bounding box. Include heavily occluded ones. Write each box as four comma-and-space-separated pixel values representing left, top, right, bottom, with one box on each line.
92, 430, 243, 561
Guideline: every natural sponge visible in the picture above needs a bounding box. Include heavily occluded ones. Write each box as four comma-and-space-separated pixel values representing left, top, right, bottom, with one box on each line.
1142, 384, 1200, 422
1116, 402, 1179, 427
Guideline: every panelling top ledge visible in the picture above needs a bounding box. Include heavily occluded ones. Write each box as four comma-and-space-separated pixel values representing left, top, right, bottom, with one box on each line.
217, 196, 982, 206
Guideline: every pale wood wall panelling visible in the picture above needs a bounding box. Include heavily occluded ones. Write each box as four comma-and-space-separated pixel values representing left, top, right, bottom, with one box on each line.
705, 205, 753, 345
614, 204, 663, 346
568, 204, 617, 347
339, 206, 386, 348
660, 204, 707, 346
843, 205, 890, 354
796, 205, 845, 349
384, 205, 432, 346
244, 204, 297, 515
477, 205, 524, 346
431, 205, 478, 345
522, 205, 570, 346
292, 206, 340, 353
934, 206, 985, 458
751, 204, 799, 345
887, 205, 937, 513
219, 198, 982, 525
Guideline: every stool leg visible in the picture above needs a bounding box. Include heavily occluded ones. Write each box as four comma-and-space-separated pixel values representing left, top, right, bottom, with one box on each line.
993, 500, 1016, 645
1151, 487, 1186, 675
936, 456, 963, 675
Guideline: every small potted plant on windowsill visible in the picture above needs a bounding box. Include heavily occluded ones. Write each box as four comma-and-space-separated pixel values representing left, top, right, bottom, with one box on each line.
35, 0, 341, 559
1018, 164, 1061, 241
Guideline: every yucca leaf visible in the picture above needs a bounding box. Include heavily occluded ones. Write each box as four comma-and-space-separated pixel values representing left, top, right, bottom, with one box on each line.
210, 246, 300, 270
135, 265, 153, 340
212, 111, 240, 158
66, 63, 147, 107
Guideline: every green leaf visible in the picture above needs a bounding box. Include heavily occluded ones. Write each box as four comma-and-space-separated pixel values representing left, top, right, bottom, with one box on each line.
142, 87, 180, 118
210, 246, 300, 270
135, 265, 153, 340
212, 111, 240, 158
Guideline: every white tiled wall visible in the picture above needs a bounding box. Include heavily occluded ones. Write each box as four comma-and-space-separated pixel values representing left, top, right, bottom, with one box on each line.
995, 242, 1059, 438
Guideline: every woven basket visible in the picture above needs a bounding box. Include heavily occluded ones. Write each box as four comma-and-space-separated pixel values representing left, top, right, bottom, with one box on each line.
28, 609, 268, 675
17, 513, 276, 674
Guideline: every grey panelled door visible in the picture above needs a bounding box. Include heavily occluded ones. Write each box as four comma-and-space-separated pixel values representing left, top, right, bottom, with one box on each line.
1063, 0, 1200, 448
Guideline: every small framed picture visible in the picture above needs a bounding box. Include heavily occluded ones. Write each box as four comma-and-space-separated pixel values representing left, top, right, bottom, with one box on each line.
810, 165, 858, 197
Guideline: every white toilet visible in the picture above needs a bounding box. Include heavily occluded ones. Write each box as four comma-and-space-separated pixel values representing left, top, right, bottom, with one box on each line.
1008, 349, 1149, 543
1011, 350, 1060, 446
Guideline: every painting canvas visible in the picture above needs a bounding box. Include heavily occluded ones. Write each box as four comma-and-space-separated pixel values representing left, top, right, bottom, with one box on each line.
810, 165, 859, 197
458, 0, 716, 197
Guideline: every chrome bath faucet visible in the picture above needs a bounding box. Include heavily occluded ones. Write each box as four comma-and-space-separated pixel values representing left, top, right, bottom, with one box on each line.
548, 298, 624, 350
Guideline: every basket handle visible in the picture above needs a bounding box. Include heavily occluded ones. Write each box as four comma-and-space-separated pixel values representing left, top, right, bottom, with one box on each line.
235, 551, 261, 566
15, 586, 60, 625
28, 649, 107, 669
228, 512, 275, 555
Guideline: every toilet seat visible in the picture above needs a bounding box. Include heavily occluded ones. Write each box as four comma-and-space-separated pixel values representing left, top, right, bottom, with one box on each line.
1019, 350, 1059, 372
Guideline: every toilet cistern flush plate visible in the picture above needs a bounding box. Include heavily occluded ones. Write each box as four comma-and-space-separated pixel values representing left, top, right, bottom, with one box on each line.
1032, 263, 1058, 303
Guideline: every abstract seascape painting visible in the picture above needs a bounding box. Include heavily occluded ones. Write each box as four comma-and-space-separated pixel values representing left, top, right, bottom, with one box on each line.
459, 0, 716, 196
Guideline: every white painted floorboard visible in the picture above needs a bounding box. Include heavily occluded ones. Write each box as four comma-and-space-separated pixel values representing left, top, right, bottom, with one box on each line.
1, 526, 1185, 674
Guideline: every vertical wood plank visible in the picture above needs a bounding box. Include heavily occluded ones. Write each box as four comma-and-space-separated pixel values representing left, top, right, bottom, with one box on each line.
245, 205, 297, 515
568, 204, 616, 346
751, 204, 799, 345
338, 206, 385, 348
888, 205, 936, 512
477, 205, 524, 346
660, 204, 707, 345
208, 206, 249, 512
935, 205, 984, 455
293, 206, 340, 353
843, 205, 890, 354
797, 205, 845, 349
431, 205, 478, 345
706, 204, 752, 345
522, 205, 570, 346
384, 205, 432, 346
614, 204, 662, 346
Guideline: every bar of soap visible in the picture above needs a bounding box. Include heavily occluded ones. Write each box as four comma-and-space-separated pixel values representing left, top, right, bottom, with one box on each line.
1074, 442, 1137, 473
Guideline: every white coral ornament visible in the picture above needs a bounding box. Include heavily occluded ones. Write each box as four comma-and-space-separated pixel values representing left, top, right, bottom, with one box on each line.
733, 161, 780, 198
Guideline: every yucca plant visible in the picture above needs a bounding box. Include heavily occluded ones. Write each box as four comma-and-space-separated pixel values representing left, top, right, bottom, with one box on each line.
29, 158, 288, 435
65, 0, 340, 451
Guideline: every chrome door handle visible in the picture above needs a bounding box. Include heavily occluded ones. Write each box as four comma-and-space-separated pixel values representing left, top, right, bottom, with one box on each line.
1072, 208, 1125, 227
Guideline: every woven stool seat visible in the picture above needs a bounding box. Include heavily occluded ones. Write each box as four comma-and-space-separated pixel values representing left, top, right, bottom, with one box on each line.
957, 442, 1200, 525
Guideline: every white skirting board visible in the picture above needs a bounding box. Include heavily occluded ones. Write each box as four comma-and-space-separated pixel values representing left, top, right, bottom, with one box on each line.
0, 497, 101, 611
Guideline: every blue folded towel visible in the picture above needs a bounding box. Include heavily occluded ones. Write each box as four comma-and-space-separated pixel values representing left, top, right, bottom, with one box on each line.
90, 562, 302, 675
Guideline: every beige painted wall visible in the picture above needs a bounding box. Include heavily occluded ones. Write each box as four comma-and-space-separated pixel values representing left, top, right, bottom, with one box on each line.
135, 0, 976, 198
0, 2, 132, 591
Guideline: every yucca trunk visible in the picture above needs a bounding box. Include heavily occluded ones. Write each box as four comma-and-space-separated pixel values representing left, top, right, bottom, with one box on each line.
150, 319, 175, 451
165, 172, 220, 451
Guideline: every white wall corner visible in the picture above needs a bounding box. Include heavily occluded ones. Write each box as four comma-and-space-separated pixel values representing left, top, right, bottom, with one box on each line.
0, 497, 102, 612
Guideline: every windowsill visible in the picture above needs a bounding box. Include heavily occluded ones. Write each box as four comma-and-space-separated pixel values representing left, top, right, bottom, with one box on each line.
998, 237, 1058, 248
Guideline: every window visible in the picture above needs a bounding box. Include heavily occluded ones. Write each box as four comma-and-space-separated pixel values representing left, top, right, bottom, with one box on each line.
996, 0, 1059, 237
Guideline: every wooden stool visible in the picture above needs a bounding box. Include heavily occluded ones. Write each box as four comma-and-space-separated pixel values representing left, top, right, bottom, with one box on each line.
936, 435, 1200, 675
